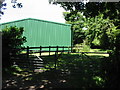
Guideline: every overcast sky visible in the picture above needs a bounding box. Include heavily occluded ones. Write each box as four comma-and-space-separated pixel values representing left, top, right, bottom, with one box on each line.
0, 0, 66, 23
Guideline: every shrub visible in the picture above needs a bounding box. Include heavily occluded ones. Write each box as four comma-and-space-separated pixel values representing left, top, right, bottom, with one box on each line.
2, 26, 26, 68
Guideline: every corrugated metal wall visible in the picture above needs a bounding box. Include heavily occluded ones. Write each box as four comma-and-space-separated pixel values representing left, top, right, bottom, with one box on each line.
0, 18, 71, 48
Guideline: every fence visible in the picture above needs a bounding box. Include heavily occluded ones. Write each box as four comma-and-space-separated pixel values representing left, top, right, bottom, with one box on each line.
11, 46, 72, 70
11, 46, 109, 71
26, 46, 72, 58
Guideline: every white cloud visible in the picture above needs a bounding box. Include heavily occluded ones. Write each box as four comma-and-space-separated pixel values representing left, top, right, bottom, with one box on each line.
0, 0, 65, 23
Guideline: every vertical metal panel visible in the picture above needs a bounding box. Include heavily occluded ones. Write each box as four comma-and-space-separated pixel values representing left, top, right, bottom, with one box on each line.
0, 18, 71, 48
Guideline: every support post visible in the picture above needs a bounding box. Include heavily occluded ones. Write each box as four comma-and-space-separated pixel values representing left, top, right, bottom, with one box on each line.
27, 46, 29, 59
71, 46, 73, 53
40, 46, 42, 56
55, 52, 57, 70
63, 46, 64, 54
54, 46, 58, 69
68, 46, 70, 54
49, 46, 51, 56
56, 46, 58, 55
78, 46, 80, 52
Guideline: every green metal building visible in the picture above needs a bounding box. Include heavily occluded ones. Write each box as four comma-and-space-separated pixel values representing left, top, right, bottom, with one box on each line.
0, 18, 72, 48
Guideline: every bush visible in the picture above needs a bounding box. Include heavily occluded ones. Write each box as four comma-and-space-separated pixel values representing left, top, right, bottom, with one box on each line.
2, 26, 26, 68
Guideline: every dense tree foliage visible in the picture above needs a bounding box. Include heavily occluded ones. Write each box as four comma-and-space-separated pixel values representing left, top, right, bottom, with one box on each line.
63, 11, 86, 44
63, 11, 120, 50
55, 2, 120, 22
2, 26, 26, 68
54, 1, 120, 48
84, 14, 120, 50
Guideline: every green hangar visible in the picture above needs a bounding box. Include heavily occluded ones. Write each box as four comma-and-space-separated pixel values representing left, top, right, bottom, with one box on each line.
0, 18, 72, 48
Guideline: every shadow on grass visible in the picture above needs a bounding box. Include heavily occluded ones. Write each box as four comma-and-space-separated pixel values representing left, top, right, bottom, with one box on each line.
2, 54, 107, 89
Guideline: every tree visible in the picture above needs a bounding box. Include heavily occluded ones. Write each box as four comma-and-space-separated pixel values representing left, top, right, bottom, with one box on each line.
2, 26, 26, 68
51, 1, 119, 43
63, 11, 86, 44
62, 11, 118, 50
84, 2, 120, 31
83, 14, 118, 50
53, 2, 120, 27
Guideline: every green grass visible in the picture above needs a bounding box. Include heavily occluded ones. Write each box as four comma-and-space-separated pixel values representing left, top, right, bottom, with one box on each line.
73, 44, 109, 57
82, 45, 91, 52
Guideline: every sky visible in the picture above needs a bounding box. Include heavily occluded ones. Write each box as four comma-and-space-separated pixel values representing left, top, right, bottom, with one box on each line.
0, 0, 66, 23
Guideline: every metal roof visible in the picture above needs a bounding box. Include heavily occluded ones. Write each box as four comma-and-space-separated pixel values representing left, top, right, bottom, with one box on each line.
0, 18, 71, 26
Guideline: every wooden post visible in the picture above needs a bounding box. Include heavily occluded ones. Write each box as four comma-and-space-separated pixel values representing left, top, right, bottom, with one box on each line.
56, 46, 58, 55
68, 46, 70, 54
54, 46, 58, 69
27, 46, 29, 59
55, 52, 57, 70
63, 46, 64, 51
40, 46, 42, 56
78, 46, 79, 52
49, 46, 51, 56
71, 46, 73, 53
63, 46, 64, 54
78, 46, 80, 52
